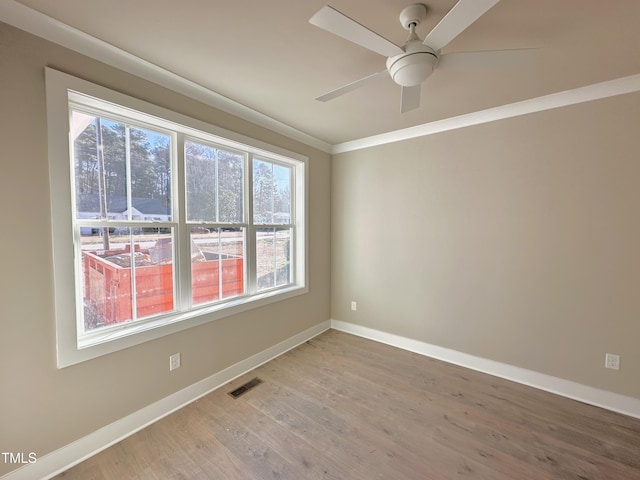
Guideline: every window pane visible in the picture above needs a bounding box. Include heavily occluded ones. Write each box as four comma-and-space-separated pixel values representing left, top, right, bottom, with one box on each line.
72, 113, 173, 222
253, 159, 274, 224
135, 230, 175, 319
186, 141, 244, 223
185, 141, 216, 222
73, 114, 126, 219
80, 228, 176, 332
191, 227, 245, 305
256, 227, 292, 291
253, 159, 291, 224
273, 163, 291, 224
81, 228, 134, 330
130, 126, 172, 221
218, 150, 244, 223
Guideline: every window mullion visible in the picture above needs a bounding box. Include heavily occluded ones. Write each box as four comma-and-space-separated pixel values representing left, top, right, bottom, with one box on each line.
289, 168, 295, 285
124, 125, 139, 321
95, 117, 110, 249
270, 162, 275, 223
217, 228, 223, 301
214, 148, 220, 222
175, 133, 192, 310
125, 124, 133, 220
246, 154, 257, 294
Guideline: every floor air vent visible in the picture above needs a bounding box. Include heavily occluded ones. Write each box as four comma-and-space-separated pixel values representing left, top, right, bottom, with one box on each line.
228, 377, 263, 398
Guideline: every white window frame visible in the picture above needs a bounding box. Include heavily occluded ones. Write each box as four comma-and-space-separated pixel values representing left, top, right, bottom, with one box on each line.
46, 68, 308, 368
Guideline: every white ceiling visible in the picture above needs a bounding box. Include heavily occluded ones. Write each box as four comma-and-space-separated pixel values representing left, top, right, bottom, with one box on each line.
6, 0, 640, 147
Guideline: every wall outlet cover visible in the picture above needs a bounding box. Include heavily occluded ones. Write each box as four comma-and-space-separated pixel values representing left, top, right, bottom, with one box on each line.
605, 353, 620, 370
170, 353, 181, 371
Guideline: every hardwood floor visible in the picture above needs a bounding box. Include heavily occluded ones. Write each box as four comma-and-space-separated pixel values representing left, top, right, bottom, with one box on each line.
54, 330, 640, 479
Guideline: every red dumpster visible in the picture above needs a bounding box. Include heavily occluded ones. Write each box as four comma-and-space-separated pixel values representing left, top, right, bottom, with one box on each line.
82, 246, 243, 325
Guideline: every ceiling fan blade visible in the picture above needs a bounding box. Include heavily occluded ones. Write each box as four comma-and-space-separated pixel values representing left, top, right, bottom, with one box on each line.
400, 85, 421, 113
310, 6, 403, 57
316, 70, 389, 102
438, 48, 536, 70
423, 0, 500, 51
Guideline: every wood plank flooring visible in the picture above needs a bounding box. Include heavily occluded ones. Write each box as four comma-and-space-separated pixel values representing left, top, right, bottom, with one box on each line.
54, 329, 640, 479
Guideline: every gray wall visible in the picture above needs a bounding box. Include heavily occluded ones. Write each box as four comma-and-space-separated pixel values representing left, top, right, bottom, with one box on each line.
332, 92, 640, 400
0, 22, 330, 477
2, 7, 640, 477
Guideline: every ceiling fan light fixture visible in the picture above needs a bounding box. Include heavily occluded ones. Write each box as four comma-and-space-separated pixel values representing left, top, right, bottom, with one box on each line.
387, 52, 437, 87
310, 1, 521, 113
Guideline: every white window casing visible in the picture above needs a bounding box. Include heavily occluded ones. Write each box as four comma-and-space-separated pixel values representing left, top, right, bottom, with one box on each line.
46, 68, 308, 368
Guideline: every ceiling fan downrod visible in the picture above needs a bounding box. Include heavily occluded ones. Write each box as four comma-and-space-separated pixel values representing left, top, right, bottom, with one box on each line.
387, 5, 437, 88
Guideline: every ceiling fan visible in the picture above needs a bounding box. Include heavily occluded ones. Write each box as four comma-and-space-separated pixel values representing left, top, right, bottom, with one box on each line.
309, 0, 533, 113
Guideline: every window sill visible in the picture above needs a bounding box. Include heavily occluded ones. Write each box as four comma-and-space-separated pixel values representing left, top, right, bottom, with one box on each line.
60, 285, 308, 368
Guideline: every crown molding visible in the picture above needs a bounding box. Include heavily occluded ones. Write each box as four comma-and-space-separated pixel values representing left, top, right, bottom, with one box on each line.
0, 0, 333, 154
332, 73, 640, 154
2, 0, 639, 157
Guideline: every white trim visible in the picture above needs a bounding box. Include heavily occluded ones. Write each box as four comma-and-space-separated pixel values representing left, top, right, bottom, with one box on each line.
331, 319, 640, 420
3, 318, 638, 480
45, 68, 309, 367
0, 321, 331, 480
331, 73, 640, 154
3, 0, 640, 155
0, 0, 332, 154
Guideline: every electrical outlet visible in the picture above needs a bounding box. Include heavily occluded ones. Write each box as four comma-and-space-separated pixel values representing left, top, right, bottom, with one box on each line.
605, 353, 620, 370
169, 353, 181, 371
351, 301, 357, 311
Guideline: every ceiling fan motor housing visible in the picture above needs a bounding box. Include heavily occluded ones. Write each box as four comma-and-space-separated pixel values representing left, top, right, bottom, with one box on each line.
386, 41, 438, 87
399, 3, 427, 30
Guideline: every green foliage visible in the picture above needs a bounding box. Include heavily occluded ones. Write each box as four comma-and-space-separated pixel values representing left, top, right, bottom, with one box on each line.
253, 159, 291, 224
185, 141, 243, 223
73, 117, 287, 226
73, 117, 171, 215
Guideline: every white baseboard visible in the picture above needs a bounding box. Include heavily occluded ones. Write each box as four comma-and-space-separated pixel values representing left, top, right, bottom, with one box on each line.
7, 318, 638, 479
331, 319, 640, 420
2, 320, 331, 480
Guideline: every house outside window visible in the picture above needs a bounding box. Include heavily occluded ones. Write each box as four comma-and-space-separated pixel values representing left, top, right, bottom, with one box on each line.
46, 68, 308, 367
